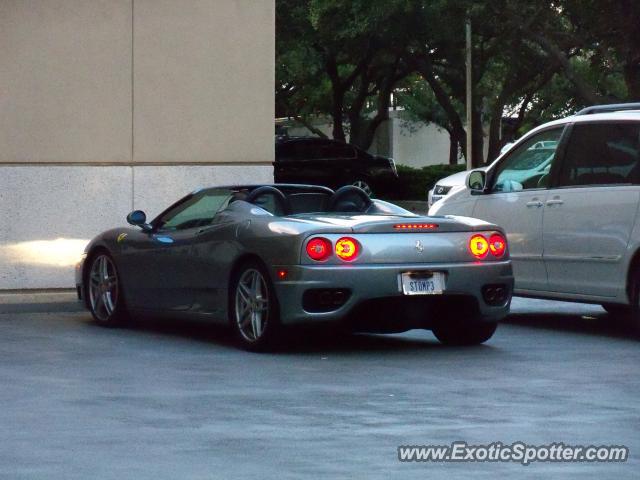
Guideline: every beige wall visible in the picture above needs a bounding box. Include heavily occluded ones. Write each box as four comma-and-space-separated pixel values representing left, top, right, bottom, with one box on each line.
0, 0, 133, 163
0, 1, 275, 289
0, 0, 274, 165
134, 0, 274, 163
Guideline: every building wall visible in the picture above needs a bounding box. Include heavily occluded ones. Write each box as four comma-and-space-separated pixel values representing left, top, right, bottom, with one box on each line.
390, 112, 455, 168
0, 0, 275, 289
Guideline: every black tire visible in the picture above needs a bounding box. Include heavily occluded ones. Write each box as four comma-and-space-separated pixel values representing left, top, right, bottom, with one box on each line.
627, 268, 640, 334
601, 303, 632, 317
85, 251, 129, 326
229, 260, 281, 351
432, 319, 498, 346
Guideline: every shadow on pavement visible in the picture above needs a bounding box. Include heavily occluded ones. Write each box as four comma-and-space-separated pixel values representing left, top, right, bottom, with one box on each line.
82, 314, 502, 355
505, 310, 638, 341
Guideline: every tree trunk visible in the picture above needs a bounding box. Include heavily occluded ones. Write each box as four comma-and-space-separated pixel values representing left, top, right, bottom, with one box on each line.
624, 61, 640, 101
487, 105, 503, 163
471, 108, 484, 167
330, 92, 346, 141
448, 129, 460, 165
412, 54, 467, 160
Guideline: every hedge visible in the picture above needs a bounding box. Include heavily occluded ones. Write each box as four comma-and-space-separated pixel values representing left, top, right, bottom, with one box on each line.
381, 164, 466, 201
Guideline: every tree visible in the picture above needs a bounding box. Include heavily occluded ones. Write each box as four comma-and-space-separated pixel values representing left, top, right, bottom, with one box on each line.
276, 0, 640, 167
277, 0, 415, 150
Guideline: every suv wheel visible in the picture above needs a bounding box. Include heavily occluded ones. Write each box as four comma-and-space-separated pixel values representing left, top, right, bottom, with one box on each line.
351, 179, 373, 197
602, 303, 631, 318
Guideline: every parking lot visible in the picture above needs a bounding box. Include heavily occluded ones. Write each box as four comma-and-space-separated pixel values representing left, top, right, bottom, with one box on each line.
1, 297, 639, 479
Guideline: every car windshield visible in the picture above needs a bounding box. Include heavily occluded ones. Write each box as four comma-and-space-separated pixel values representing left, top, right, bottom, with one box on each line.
157, 190, 233, 230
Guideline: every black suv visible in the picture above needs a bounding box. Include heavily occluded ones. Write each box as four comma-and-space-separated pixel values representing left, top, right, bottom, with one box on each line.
274, 137, 398, 196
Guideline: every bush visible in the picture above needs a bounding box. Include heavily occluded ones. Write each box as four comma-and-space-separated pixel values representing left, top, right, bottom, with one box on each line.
381, 164, 466, 201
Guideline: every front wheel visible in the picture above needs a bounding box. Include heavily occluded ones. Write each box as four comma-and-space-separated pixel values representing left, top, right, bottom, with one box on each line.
432, 320, 497, 346
86, 252, 128, 326
229, 260, 281, 351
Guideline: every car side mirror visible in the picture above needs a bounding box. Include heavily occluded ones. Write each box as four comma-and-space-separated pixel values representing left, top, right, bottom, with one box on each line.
126, 210, 152, 231
467, 170, 487, 194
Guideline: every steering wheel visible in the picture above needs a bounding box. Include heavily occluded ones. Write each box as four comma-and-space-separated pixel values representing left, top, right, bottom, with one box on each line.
328, 185, 373, 213
245, 186, 290, 216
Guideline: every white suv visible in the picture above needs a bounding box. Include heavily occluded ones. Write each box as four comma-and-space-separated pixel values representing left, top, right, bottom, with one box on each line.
430, 103, 640, 320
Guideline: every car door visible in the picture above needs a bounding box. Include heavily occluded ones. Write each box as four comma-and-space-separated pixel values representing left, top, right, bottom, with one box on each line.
121, 189, 232, 311
472, 127, 565, 292
274, 142, 300, 183
542, 121, 640, 297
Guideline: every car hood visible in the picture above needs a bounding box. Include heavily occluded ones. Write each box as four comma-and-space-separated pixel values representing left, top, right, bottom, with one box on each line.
433, 167, 488, 188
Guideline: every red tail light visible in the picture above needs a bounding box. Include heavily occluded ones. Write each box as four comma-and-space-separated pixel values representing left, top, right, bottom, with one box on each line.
335, 237, 360, 262
489, 233, 507, 258
469, 234, 489, 259
306, 237, 332, 261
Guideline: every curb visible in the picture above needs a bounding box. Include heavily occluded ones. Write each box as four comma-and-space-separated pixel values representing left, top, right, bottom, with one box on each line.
0, 290, 84, 314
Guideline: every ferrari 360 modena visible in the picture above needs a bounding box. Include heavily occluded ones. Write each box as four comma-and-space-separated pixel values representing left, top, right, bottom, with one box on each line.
76, 184, 513, 350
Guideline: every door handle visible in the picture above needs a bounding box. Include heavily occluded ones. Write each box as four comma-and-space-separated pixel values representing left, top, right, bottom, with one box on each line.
526, 200, 543, 208
546, 198, 564, 206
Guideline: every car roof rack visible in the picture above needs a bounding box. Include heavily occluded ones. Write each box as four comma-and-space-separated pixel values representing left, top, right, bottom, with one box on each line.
575, 102, 640, 116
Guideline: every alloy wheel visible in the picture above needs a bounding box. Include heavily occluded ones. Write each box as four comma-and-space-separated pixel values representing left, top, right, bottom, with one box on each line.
352, 179, 373, 197
89, 255, 119, 322
235, 268, 270, 342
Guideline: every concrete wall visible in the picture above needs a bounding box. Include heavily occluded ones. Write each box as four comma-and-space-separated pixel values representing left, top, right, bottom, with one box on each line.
0, 0, 275, 289
391, 112, 455, 168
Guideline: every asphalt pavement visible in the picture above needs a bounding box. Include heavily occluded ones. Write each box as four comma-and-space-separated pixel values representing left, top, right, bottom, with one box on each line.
0, 296, 638, 479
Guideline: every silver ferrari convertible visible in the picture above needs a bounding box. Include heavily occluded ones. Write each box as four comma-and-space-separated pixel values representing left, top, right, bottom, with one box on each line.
76, 184, 513, 350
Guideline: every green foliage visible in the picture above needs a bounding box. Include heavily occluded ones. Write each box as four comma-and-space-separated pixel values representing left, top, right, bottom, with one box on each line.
277, 0, 640, 163
382, 164, 467, 201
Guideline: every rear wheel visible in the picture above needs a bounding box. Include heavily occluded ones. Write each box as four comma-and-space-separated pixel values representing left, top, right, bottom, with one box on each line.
86, 252, 128, 326
351, 178, 373, 197
229, 260, 281, 351
432, 319, 497, 346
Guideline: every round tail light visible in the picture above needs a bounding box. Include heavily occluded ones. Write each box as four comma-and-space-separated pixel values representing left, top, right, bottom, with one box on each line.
489, 233, 507, 258
335, 237, 360, 262
469, 234, 489, 259
306, 237, 332, 261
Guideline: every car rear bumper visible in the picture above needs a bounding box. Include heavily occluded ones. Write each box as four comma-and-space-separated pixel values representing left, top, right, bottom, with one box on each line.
272, 261, 513, 327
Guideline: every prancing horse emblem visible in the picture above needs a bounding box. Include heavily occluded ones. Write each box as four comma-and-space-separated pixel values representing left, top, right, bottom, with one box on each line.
415, 240, 424, 253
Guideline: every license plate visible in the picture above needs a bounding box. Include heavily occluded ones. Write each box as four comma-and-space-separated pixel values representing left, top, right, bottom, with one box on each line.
400, 272, 445, 295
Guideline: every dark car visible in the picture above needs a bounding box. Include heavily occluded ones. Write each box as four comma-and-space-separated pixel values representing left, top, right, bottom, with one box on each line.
274, 137, 398, 196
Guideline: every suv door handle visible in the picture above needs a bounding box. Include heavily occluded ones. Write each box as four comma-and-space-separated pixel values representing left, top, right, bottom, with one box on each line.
546, 198, 564, 206
526, 200, 543, 208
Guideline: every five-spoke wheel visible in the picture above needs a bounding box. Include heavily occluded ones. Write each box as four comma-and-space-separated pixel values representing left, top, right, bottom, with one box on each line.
230, 261, 280, 351
87, 253, 127, 325
351, 179, 373, 197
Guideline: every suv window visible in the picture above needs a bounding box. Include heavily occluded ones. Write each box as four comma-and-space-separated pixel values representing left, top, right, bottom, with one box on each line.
322, 143, 357, 159
556, 122, 640, 187
491, 128, 563, 192
157, 190, 232, 231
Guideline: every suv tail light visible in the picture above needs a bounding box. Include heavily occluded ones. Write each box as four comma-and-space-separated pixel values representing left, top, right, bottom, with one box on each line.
306, 237, 332, 261
335, 237, 360, 262
488, 234, 507, 258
